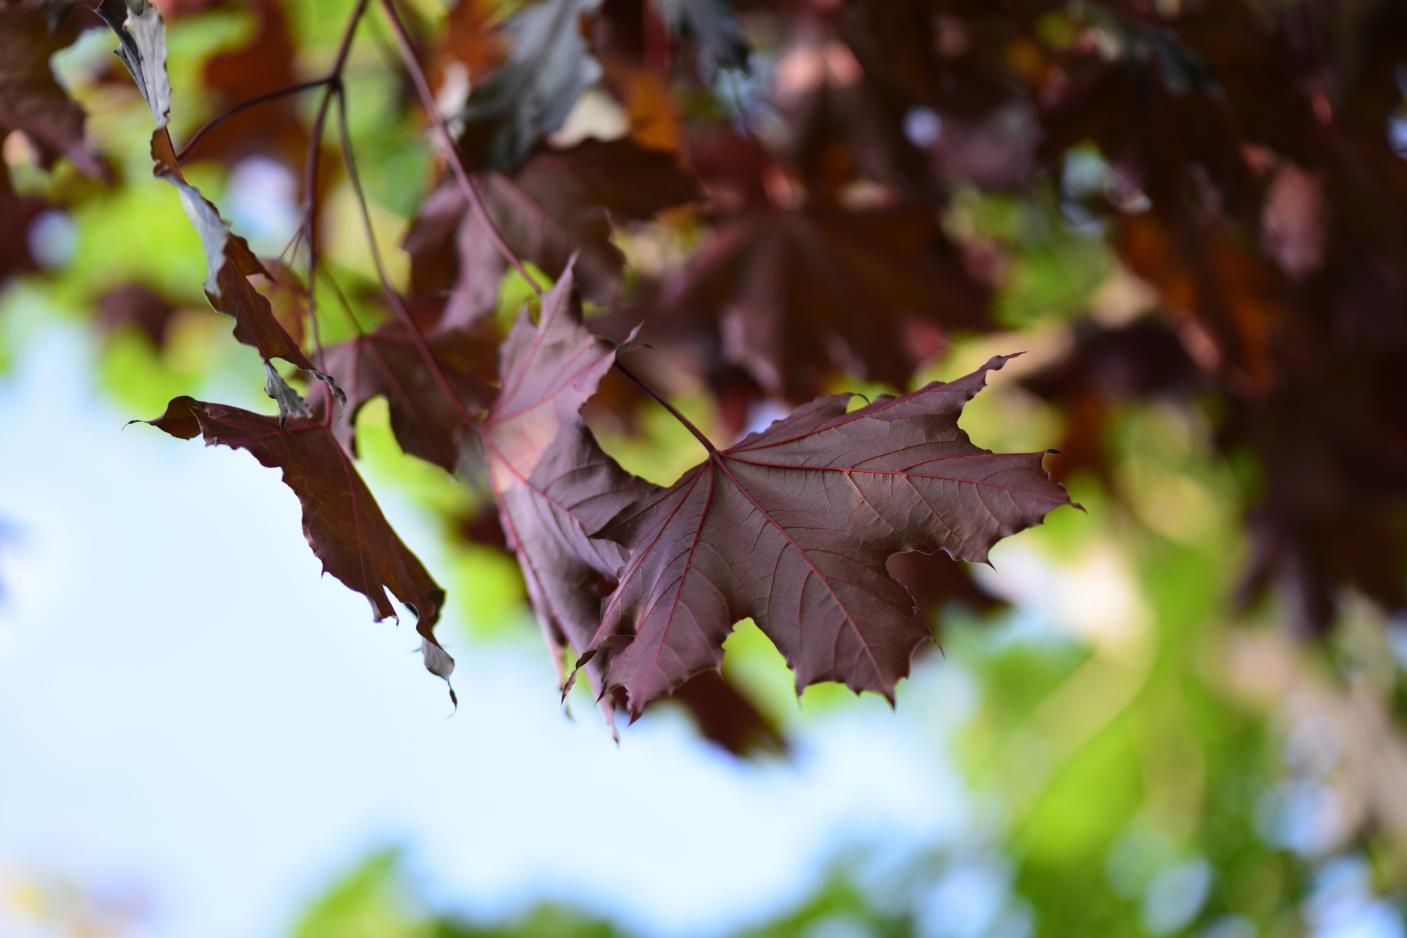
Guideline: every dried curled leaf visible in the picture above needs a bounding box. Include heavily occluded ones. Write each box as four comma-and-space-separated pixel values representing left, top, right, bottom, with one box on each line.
106, 2, 322, 416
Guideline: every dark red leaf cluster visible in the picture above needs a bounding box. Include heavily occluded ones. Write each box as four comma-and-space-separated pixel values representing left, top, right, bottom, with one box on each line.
1022, 0, 1407, 633
29, 0, 1402, 737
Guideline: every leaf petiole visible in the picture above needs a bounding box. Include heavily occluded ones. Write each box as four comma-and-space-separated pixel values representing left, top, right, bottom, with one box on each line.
613, 361, 720, 457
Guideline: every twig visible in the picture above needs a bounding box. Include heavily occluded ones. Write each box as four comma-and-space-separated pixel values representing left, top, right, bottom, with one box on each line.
301, 0, 371, 421
614, 361, 719, 456
377, 0, 715, 453
317, 265, 368, 338
334, 84, 479, 428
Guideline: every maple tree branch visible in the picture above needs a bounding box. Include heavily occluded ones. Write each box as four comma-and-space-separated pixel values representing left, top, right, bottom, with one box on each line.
175, 78, 330, 163
317, 265, 368, 338
613, 361, 719, 456
301, 0, 371, 394
378, 0, 722, 460
333, 85, 479, 429
376, 0, 545, 296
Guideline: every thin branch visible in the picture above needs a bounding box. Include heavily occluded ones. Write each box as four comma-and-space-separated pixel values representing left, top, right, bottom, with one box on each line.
175, 78, 330, 163
377, 0, 713, 454
317, 265, 368, 338
376, 0, 544, 296
362, 0, 416, 81
302, 0, 371, 416
333, 84, 479, 428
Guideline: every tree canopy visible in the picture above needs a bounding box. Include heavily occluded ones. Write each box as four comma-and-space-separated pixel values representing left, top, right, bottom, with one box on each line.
2, 0, 1406, 934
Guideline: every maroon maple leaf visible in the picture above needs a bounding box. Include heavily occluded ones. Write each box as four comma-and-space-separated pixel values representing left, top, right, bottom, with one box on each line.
479, 266, 792, 750
479, 265, 656, 695
657, 203, 989, 400
585, 354, 1073, 714
145, 397, 454, 699
404, 137, 700, 328
322, 322, 498, 473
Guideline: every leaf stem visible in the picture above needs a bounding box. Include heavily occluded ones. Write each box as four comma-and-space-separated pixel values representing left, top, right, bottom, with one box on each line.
376, 0, 544, 296
175, 78, 330, 163
613, 361, 719, 456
